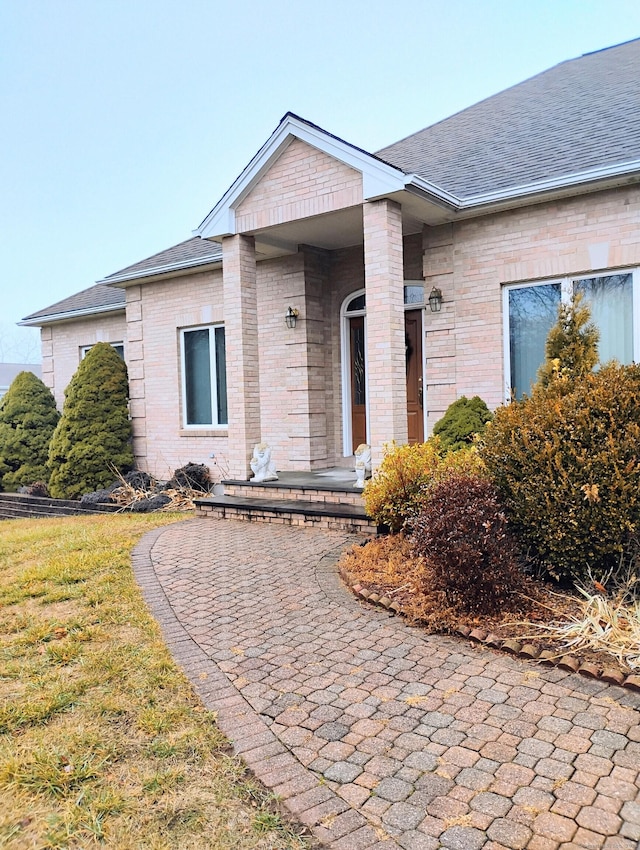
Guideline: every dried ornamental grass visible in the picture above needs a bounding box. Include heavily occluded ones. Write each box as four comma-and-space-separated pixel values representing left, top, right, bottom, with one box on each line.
524, 586, 640, 670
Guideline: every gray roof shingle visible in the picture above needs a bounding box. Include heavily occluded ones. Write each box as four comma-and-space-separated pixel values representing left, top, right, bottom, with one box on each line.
22, 283, 125, 323
23, 237, 221, 323
376, 39, 640, 198
101, 236, 222, 283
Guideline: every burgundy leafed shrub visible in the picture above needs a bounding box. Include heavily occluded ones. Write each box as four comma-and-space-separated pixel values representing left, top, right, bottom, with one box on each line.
411, 474, 524, 616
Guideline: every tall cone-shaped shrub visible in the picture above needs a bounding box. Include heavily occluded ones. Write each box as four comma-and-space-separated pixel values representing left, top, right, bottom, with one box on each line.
48, 343, 133, 498
537, 291, 599, 388
0, 371, 60, 491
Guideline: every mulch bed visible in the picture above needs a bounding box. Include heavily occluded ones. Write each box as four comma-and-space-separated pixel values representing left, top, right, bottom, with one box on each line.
337, 534, 640, 693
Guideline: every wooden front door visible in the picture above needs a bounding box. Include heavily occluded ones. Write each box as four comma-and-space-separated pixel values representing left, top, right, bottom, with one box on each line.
349, 316, 367, 449
405, 309, 424, 444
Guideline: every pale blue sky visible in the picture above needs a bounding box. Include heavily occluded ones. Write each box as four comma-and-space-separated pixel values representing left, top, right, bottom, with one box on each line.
2, 0, 639, 362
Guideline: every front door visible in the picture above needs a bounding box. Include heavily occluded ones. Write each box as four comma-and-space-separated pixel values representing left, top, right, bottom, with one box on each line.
405, 309, 424, 444
349, 316, 367, 449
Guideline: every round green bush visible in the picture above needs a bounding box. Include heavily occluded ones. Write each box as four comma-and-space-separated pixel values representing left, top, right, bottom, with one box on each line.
0, 372, 60, 491
432, 395, 493, 451
48, 343, 134, 499
481, 363, 640, 585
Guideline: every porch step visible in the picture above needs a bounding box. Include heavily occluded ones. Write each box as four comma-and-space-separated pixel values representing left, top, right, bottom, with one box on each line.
194, 494, 378, 535
222, 476, 365, 507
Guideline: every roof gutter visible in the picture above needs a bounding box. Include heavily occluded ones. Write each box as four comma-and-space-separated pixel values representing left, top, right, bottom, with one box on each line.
19, 303, 125, 328
404, 158, 640, 213
98, 253, 222, 286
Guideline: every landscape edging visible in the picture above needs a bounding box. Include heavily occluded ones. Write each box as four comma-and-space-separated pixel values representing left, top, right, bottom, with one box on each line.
337, 563, 640, 695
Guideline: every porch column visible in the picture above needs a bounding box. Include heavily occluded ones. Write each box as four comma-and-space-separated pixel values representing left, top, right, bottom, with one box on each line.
363, 198, 407, 468
222, 234, 261, 479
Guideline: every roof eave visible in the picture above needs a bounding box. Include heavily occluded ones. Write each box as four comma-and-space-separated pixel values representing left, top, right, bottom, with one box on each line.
19, 303, 125, 328
403, 158, 640, 221
98, 255, 223, 287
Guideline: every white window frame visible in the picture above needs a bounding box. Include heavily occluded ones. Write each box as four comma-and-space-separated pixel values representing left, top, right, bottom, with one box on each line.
180, 324, 227, 429
503, 267, 639, 401
80, 342, 125, 360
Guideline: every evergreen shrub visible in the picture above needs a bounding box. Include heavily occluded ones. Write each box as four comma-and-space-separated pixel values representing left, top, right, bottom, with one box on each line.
481, 363, 640, 585
411, 474, 524, 616
363, 437, 486, 532
48, 343, 134, 499
432, 395, 493, 451
537, 291, 599, 388
0, 372, 59, 491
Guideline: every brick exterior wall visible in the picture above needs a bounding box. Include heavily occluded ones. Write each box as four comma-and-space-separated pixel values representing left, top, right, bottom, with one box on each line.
125, 271, 228, 481
424, 185, 640, 429
235, 138, 363, 232
41, 312, 127, 410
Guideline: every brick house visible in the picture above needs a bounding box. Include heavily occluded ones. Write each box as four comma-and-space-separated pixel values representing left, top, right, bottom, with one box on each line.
22, 40, 640, 481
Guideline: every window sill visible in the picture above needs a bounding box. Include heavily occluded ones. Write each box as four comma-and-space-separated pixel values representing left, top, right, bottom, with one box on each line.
179, 429, 228, 438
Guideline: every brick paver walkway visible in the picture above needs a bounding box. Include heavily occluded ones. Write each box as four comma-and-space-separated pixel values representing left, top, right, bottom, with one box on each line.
132, 519, 640, 850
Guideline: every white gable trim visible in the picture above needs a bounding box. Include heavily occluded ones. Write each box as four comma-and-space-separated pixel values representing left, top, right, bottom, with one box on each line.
195, 114, 409, 240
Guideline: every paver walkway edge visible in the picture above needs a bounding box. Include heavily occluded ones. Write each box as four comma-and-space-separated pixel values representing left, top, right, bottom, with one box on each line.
132, 519, 640, 850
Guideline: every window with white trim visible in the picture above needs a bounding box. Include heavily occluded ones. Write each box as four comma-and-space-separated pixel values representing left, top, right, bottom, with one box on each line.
504, 269, 638, 399
81, 342, 125, 360
180, 325, 227, 427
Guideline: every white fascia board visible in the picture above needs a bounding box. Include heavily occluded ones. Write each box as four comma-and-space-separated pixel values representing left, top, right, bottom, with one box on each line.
98, 254, 223, 286
458, 159, 640, 210
403, 158, 640, 214
403, 175, 461, 209
195, 114, 408, 240
19, 303, 125, 327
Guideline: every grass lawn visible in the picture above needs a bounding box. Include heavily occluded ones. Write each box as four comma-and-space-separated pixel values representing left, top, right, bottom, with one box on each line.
0, 514, 310, 850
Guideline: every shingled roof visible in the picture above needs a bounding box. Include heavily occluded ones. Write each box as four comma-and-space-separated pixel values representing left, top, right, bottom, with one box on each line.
22, 283, 125, 324
101, 236, 222, 284
22, 238, 222, 324
376, 39, 640, 198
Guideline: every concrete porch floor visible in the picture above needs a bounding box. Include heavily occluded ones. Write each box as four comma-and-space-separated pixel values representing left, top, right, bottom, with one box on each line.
224, 467, 363, 492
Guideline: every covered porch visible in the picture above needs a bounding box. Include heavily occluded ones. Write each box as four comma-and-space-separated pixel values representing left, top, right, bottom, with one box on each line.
196, 114, 456, 480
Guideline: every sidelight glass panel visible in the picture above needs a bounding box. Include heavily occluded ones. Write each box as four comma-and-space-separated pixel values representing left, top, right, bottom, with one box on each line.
352, 324, 366, 406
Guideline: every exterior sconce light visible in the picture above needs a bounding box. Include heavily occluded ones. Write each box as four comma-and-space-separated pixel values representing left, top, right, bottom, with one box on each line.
285, 306, 299, 329
428, 286, 443, 313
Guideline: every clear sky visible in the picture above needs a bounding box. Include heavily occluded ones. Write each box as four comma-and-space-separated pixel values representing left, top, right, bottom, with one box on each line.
2, 0, 639, 363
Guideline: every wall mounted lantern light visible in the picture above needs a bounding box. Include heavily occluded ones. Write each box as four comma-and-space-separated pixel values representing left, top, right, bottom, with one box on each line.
428, 286, 443, 313
285, 306, 299, 329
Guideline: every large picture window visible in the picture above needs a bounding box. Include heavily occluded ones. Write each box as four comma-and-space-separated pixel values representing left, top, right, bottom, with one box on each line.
504, 270, 637, 399
180, 325, 227, 427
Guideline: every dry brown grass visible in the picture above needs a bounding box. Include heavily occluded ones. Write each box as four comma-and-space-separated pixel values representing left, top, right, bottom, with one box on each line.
341, 534, 542, 632
340, 534, 639, 675
0, 515, 310, 850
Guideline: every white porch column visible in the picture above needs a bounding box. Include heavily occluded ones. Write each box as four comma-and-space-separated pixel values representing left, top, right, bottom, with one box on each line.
363, 198, 407, 468
222, 234, 261, 479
